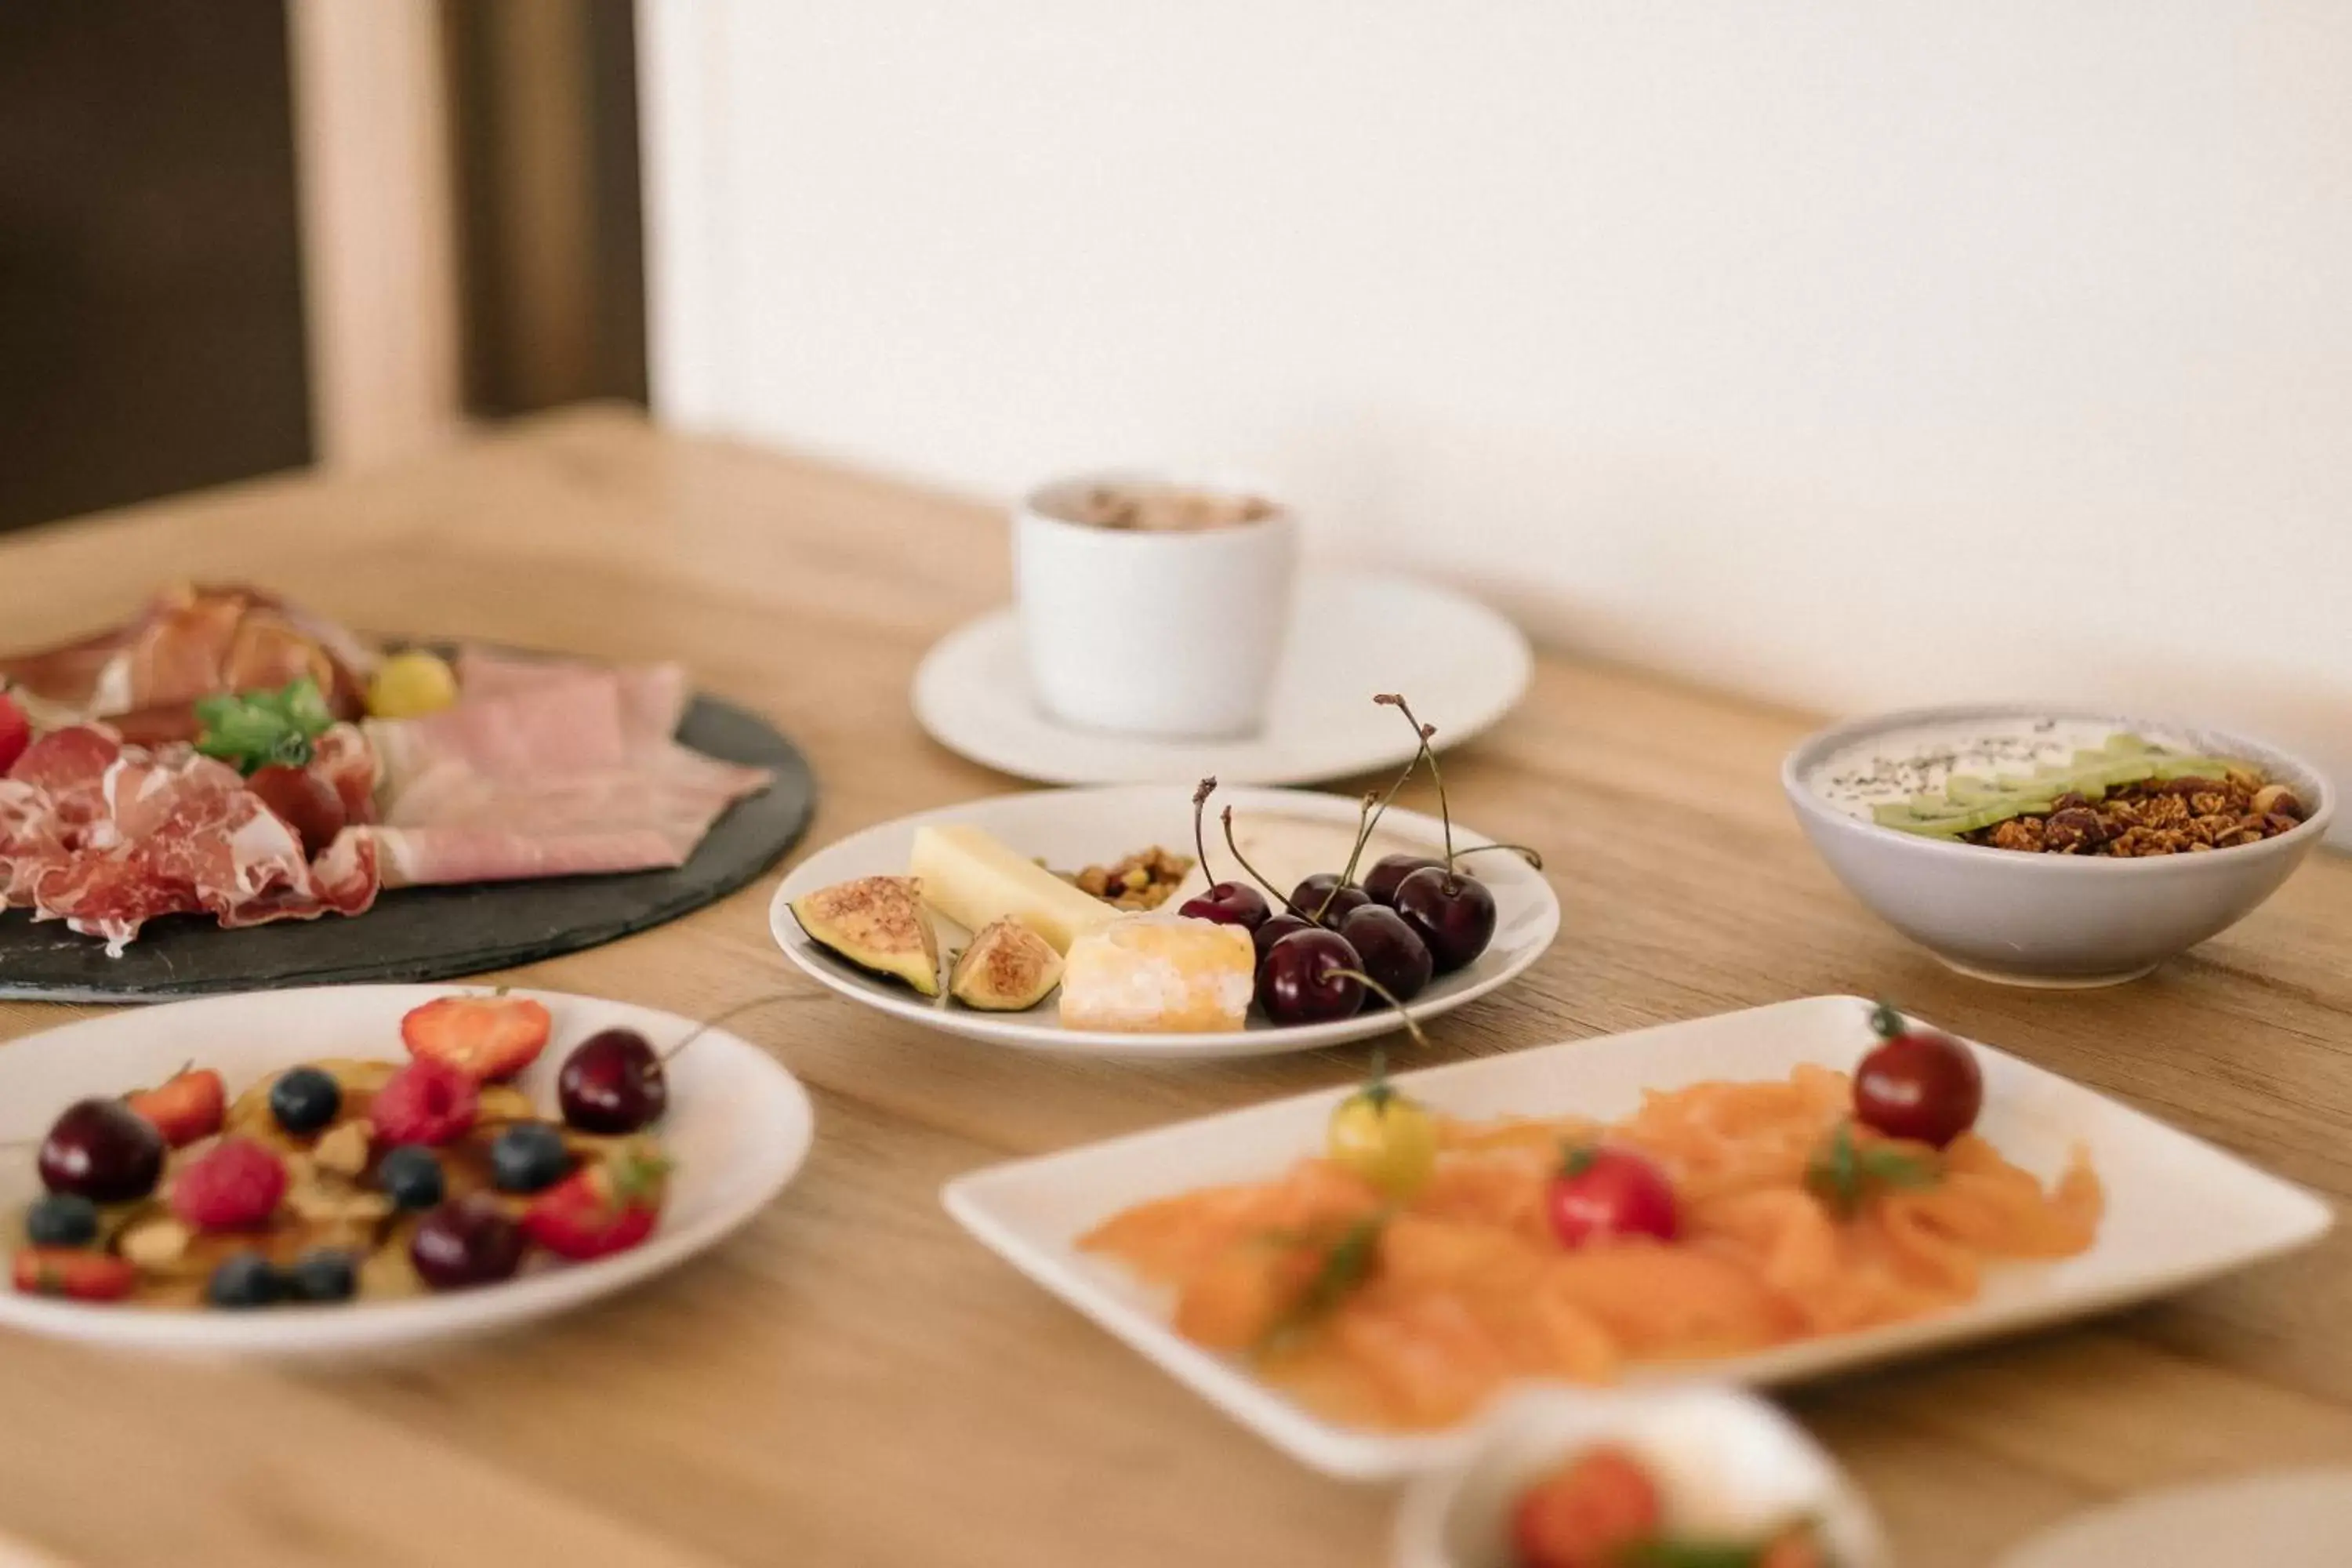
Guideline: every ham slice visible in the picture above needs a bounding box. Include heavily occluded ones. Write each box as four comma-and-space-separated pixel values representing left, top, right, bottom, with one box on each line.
362, 649, 770, 889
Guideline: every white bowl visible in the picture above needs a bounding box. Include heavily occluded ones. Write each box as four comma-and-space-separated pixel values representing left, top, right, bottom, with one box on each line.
1392, 1387, 1889, 1568
1783, 704, 2336, 986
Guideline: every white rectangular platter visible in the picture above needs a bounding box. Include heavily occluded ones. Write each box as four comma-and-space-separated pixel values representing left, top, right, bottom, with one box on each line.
943, 996, 2334, 1480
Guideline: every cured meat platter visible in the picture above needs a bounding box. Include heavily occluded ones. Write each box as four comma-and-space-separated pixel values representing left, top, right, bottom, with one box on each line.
0, 587, 815, 1001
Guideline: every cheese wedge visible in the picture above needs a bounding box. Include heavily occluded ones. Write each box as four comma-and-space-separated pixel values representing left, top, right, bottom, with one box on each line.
1058, 913, 1255, 1033
907, 823, 1122, 953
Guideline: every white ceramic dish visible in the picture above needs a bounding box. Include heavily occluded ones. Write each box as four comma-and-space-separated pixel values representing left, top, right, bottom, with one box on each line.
1784, 704, 2336, 987
0, 985, 814, 1358
943, 996, 2332, 1479
1997, 1469, 2352, 1568
1392, 1387, 1889, 1568
768, 784, 1559, 1060
913, 572, 1532, 786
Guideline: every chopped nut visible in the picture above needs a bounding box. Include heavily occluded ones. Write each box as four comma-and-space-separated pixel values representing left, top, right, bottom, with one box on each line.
314, 1120, 372, 1177
119, 1217, 192, 1268
1065, 846, 1196, 911
2251, 783, 2304, 819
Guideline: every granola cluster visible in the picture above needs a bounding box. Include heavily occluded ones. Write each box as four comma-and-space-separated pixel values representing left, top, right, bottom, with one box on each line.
1970, 772, 2307, 857
1069, 846, 1196, 909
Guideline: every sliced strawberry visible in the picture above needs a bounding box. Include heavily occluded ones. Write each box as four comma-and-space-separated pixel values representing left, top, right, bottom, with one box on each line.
401, 993, 553, 1082
13, 1247, 137, 1302
370, 1058, 480, 1146
124, 1067, 227, 1148
168, 1138, 288, 1231
0, 690, 27, 777
521, 1142, 670, 1261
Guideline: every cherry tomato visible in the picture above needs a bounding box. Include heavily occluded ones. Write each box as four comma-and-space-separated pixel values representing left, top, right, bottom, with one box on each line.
246, 763, 347, 859
1545, 1145, 1679, 1247
1326, 1083, 1438, 1199
1854, 1002, 1982, 1148
1510, 1446, 1664, 1568
1759, 1524, 1831, 1568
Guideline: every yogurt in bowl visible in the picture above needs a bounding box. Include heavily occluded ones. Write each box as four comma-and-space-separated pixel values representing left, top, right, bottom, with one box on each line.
1783, 704, 2334, 986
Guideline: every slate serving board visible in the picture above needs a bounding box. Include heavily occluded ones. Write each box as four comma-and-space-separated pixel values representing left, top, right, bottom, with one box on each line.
0, 693, 816, 1004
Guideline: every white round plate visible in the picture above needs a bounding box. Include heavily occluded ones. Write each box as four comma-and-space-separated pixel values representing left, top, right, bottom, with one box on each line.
0, 985, 813, 1358
913, 572, 1533, 786
768, 784, 1559, 1060
1998, 1469, 2352, 1568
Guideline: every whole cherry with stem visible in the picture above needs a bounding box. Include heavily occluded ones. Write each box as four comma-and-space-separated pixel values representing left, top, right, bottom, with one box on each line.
1257, 927, 1366, 1024
1376, 694, 1499, 974
1176, 777, 1272, 931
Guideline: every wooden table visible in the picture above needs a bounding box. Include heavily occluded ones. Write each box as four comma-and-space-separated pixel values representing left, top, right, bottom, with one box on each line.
1, 408, 2346, 1568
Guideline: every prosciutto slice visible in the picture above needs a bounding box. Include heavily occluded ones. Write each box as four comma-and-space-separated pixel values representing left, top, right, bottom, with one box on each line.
1, 726, 378, 954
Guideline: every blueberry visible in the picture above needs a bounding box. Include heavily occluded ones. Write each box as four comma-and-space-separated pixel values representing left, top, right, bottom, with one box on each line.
24, 1192, 100, 1248
285, 1248, 358, 1303
269, 1066, 343, 1134
206, 1253, 281, 1309
377, 1145, 446, 1210
490, 1123, 572, 1194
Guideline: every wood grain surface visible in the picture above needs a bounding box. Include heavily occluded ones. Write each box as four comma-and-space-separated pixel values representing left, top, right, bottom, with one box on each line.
0, 408, 2343, 1567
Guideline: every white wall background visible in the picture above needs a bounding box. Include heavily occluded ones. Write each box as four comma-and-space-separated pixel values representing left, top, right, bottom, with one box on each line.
640, 2, 2352, 822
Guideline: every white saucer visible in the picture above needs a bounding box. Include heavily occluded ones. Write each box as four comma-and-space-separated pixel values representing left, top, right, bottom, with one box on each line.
0, 985, 813, 1358
1998, 1470, 2352, 1568
913, 573, 1533, 786
768, 784, 1560, 1060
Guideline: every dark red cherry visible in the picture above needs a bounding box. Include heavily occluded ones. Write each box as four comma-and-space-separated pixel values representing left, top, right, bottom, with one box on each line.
1392, 865, 1497, 974
38, 1099, 166, 1203
1363, 854, 1443, 907
1257, 928, 1366, 1025
1291, 873, 1370, 927
409, 1194, 526, 1290
1252, 912, 1313, 961
1337, 905, 1434, 1003
1178, 880, 1271, 931
558, 1028, 669, 1134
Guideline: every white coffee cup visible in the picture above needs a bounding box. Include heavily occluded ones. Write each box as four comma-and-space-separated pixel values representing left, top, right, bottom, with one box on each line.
1014, 470, 1298, 739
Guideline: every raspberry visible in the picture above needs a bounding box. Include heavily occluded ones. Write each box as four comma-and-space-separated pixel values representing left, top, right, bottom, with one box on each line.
369, 1058, 480, 1147
168, 1138, 288, 1231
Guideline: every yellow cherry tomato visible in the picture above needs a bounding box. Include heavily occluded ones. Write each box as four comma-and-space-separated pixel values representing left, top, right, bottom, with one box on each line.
366, 650, 459, 719
1326, 1083, 1439, 1199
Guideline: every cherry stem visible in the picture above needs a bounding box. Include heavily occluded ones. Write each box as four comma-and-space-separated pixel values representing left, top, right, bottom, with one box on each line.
1376, 693, 1455, 869
1315, 791, 1382, 922
1330, 967, 1430, 1051
1192, 776, 1218, 879
1452, 842, 1544, 871
1221, 805, 1313, 920
658, 992, 798, 1063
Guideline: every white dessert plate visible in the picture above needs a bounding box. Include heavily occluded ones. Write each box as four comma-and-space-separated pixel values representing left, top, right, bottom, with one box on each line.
912, 572, 1533, 786
1998, 1469, 2352, 1568
1393, 1387, 1889, 1568
943, 996, 2332, 1479
768, 784, 1559, 1060
0, 985, 814, 1358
